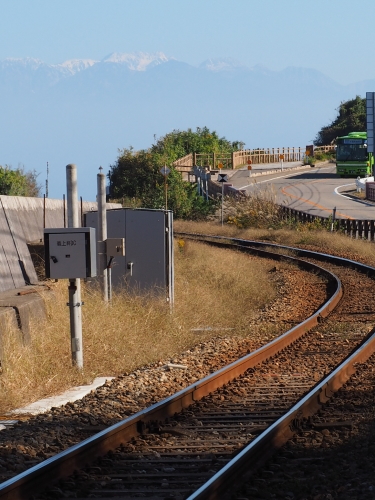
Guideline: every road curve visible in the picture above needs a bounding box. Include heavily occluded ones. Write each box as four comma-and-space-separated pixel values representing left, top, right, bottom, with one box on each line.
225, 163, 375, 220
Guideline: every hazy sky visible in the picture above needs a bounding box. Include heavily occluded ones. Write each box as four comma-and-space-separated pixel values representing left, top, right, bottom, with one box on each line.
1, 0, 374, 86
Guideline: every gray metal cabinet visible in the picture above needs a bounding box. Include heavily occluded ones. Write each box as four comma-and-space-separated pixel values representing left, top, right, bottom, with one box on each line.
85, 208, 174, 303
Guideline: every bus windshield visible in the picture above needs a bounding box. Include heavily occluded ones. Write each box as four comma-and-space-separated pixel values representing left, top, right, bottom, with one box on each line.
336, 142, 367, 161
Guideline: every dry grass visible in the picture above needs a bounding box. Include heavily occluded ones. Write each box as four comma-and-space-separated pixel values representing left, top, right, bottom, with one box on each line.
174, 220, 375, 267
3, 217, 374, 413
223, 185, 283, 229
0, 240, 277, 413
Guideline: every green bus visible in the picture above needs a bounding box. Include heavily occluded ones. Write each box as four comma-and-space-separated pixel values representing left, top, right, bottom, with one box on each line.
336, 131, 373, 178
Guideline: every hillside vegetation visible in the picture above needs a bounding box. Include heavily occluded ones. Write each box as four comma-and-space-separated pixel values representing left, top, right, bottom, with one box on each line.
0, 165, 40, 196
314, 96, 366, 145
108, 127, 243, 219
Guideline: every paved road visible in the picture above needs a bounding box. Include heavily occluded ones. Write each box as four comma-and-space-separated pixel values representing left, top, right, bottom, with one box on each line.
221, 162, 375, 220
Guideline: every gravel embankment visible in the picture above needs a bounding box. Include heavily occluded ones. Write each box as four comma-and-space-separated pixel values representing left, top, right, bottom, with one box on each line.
1, 245, 375, 500
0, 263, 317, 483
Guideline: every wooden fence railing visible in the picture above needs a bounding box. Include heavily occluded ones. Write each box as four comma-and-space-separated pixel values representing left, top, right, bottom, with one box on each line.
173, 147, 307, 171
172, 154, 193, 171
314, 145, 336, 153
232, 148, 305, 168
173, 146, 336, 172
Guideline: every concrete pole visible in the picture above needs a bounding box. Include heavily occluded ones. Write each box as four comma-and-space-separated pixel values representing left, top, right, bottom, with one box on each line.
66, 164, 83, 369
97, 172, 108, 301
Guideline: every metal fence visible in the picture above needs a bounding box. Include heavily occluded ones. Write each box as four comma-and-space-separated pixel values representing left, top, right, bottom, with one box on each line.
280, 206, 375, 240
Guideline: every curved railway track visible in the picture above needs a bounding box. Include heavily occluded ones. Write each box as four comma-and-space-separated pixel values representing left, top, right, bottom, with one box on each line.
1, 234, 375, 499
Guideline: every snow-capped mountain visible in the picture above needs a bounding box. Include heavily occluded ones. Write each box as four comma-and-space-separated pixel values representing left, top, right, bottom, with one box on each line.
102, 51, 170, 70
58, 59, 98, 75
1, 57, 44, 70
0, 51, 370, 202
0, 57, 98, 88
0, 52, 174, 88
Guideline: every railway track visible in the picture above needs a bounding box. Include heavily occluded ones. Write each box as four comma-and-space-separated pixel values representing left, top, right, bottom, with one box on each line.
1, 234, 375, 499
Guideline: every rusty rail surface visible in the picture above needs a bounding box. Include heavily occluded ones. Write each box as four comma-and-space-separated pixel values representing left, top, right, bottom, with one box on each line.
2, 237, 375, 499
189, 326, 375, 500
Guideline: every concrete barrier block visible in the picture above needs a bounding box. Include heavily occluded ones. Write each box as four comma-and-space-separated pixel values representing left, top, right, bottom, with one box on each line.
0, 288, 48, 344
0, 307, 19, 366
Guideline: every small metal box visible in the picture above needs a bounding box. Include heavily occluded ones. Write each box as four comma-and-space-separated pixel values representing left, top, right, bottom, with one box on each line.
106, 238, 125, 257
44, 227, 97, 279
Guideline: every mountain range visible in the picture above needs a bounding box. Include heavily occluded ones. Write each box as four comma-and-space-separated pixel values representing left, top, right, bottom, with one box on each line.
0, 52, 371, 201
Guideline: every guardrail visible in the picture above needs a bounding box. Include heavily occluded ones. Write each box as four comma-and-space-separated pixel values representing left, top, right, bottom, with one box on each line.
280, 206, 375, 240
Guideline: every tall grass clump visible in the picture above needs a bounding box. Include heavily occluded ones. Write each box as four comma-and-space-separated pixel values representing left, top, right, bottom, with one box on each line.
0, 241, 277, 412
219, 186, 332, 233
225, 186, 284, 229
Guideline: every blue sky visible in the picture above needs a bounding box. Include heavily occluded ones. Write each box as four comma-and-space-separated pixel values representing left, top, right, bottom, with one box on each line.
1, 0, 375, 85
1, 0, 375, 201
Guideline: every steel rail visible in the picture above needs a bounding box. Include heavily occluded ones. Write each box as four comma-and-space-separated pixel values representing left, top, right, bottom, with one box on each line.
0, 242, 346, 500
188, 324, 375, 500
176, 232, 375, 499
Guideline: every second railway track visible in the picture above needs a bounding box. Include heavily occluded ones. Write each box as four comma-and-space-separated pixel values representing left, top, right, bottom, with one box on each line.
1, 234, 375, 499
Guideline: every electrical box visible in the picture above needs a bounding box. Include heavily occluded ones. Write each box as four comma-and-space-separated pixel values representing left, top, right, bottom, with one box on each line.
44, 227, 96, 279
106, 238, 125, 257
85, 208, 174, 303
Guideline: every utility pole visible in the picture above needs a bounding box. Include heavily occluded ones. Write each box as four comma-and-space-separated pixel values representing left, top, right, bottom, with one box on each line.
46, 162, 49, 198
97, 167, 108, 301
66, 164, 83, 368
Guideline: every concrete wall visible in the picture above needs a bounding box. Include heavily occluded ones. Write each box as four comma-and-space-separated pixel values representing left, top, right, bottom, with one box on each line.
0, 196, 120, 293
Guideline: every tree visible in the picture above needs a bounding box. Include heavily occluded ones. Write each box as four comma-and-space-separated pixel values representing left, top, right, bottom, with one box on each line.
151, 127, 245, 163
108, 127, 244, 219
0, 165, 40, 196
314, 96, 366, 145
108, 147, 215, 219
